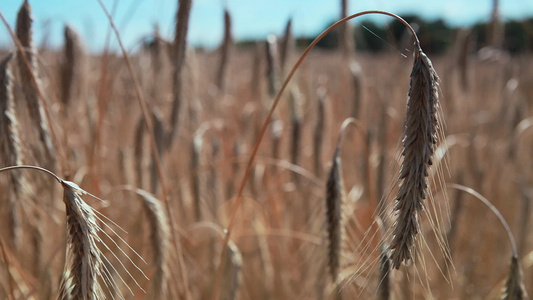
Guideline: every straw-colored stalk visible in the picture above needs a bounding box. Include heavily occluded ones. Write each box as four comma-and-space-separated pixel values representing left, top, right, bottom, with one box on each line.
150, 109, 165, 194
168, 0, 192, 148
389, 46, 440, 269
349, 60, 363, 119
0, 54, 28, 250
339, 0, 354, 56
325, 146, 345, 283
60, 25, 84, 110
265, 36, 279, 97
279, 18, 293, 74
489, 0, 503, 49
15, 0, 56, 166
216, 9, 232, 91
289, 87, 302, 182
191, 132, 203, 221
137, 189, 170, 300
314, 87, 326, 176
134, 115, 145, 189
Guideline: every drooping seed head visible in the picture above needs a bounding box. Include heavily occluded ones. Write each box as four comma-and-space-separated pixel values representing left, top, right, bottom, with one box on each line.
389, 46, 440, 269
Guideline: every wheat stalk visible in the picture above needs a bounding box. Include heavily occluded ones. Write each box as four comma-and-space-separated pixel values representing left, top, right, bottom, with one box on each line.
216, 8, 232, 91
168, 0, 192, 148
60, 25, 83, 110
150, 109, 165, 194
449, 184, 528, 300
191, 129, 203, 221
212, 11, 425, 298
279, 18, 293, 74
0, 54, 25, 249
314, 87, 326, 176
134, 188, 170, 300
265, 36, 279, 97
289, 87, 302, 183
58, 180, 105, 300
389, 45, 440, 269
349, 60, 363, 119
325, 145, 345, 284
15, 0, 56, 168
339, 0, 354, 56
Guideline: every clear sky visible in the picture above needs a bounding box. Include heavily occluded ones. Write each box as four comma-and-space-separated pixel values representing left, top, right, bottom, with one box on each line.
1, 0, 533, 52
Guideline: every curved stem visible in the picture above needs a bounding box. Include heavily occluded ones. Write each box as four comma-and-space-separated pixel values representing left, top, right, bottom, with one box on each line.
212, 11, 421, 300
0, 165, 61, 183
96, 1, 191, 298
448, 184, 517, 257
336, 117, 375, 206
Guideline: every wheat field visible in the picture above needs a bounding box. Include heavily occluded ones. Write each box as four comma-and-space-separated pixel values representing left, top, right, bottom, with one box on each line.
0, 1, 532, 299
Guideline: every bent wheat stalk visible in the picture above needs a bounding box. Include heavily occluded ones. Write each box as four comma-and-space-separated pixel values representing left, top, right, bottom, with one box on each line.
212, 11, 427, 299
0, 165, 147, 300
449, 184, 528, 300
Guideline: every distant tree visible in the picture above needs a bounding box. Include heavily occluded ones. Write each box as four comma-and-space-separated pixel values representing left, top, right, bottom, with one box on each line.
504, 20, 527, 54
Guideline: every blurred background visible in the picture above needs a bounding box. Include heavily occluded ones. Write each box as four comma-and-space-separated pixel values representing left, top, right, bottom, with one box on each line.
1, 0, 533, 53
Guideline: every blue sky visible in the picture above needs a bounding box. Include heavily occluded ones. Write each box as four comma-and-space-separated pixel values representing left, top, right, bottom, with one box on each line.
1, 0, 533, 52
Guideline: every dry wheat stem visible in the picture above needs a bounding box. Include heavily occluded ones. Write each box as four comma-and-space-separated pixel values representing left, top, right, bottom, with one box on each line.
448, 184, 528, 299
216, 8, 232, 91
95, 1, 192, 298
168, 0, 192, 148
0, 53, 26, 248
325, 144, 345, 283
60, 25, 83, 109
135, 188, 170, 300
265, 36, 279, 97
15, 1, 56, 168
279, 18, 293, 74
212, 11, 421, 299
389, 45, 440, 269
314, 87, 326, 176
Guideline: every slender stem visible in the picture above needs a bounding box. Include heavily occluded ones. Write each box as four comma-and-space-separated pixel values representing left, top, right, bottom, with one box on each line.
0, 12, 67, 176
336, 117, 375, 206
0, 165, 61, 183
0, 238, 14, 300
212, 11, 421, 300
448, 184, 517, 257
96, 1, 191, 298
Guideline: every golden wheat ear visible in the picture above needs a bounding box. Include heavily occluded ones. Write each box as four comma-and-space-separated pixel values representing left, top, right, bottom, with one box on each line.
58, 179, 149, 300
0, 165, 147, 299
389, 45, 441, 269
58, 180, 105, 300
